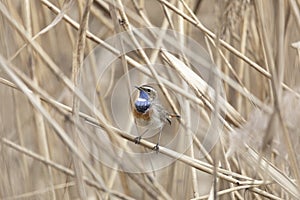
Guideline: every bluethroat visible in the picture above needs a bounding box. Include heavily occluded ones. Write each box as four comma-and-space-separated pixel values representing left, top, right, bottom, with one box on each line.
133, 85, 180, 151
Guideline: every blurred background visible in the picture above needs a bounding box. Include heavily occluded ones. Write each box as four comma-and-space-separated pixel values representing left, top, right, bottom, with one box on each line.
0, 0, 300, 199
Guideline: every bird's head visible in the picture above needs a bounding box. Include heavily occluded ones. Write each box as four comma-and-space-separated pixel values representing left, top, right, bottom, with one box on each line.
135, 85, 157, 102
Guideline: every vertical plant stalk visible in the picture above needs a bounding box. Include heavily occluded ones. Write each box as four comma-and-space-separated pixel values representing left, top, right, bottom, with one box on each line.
71, 0, 93, 199
24, 0, 56, 198
276, 0, 285, 98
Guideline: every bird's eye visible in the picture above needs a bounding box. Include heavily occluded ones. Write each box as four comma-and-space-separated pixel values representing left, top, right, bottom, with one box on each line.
146, 89, 151, 93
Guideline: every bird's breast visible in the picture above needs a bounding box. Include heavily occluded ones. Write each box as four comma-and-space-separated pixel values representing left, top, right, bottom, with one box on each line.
133, 108, 151, 120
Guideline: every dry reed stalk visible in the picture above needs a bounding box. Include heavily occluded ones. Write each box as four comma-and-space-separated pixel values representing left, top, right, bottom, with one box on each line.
1, 1, 300, 199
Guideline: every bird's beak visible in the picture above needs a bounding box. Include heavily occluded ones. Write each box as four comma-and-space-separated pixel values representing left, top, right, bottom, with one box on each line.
135, 86, 142, 91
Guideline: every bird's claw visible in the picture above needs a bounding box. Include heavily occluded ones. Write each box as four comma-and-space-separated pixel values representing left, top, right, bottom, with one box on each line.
152, 144, 159, 152
134, 136, 141, 144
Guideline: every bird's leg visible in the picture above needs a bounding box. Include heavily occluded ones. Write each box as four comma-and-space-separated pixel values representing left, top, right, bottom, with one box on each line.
134, 136, 141, 144
152, 144, 159, 151
134, 129, 148, 144
152, 127, 163, 152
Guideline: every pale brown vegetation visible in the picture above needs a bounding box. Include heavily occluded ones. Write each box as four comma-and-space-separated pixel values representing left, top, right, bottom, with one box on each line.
0, 0, 300, 199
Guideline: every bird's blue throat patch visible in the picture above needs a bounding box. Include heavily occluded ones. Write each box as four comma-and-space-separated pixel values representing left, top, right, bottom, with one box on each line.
135, 90, 151, 113
135, 100, 151, 113
138, 90, 149, 100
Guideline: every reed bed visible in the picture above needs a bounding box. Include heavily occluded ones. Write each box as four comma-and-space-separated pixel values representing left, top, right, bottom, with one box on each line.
0, 0, 300, 199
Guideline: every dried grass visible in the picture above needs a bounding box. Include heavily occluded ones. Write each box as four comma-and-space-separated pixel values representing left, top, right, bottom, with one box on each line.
0, 0, 300, 199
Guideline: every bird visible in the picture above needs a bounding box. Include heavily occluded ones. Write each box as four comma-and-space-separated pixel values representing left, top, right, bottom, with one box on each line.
133, 85, 180, 151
